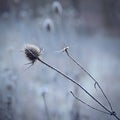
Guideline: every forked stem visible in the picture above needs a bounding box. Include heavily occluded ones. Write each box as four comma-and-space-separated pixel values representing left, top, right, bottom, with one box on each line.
64, 49, 113, 111
37, 58, 120, 120
24, 44, 120, 120
70, 91, 109, 115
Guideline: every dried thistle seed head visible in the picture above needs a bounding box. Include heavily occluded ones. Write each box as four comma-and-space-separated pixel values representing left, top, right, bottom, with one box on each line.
52, 1, 62, 15
39, 87, 49, 96
24, 44, 41, 64
43, 18, 54, 32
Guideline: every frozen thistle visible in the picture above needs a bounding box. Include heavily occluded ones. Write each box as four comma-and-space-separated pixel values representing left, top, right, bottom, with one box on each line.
52, 1, 62, 15
24, 44, 41, 66
23, 44, 120, 120
43, 18, 54, 32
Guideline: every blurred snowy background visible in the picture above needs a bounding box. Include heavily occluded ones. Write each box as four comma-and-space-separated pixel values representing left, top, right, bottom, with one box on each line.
0, 0, 120, 120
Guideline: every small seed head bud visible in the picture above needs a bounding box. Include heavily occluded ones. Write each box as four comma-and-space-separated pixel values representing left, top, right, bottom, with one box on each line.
43, 18, 54, 32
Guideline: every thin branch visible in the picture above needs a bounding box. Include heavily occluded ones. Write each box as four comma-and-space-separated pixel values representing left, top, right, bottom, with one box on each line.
37, 58, 111, 113
70, 91, 110, 115
64, 48, 113, 111
113, 114, 120, 120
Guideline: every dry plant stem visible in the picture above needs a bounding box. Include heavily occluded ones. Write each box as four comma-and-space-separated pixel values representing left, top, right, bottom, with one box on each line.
114, 115, 120, 120
37, 58, 110, 112
37, 58, 120, 120
70, 91, 109, 115
71, 92, 120, 120
42, 94, 51, 120
64, 49, 113, 111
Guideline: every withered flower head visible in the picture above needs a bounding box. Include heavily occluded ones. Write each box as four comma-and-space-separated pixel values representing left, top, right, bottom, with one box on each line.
24, 44, 41, 64
43, 18, 54, 32
52, 1, 62, 15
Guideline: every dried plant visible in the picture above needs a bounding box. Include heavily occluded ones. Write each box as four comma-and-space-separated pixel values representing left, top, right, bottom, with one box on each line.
24, 44, 42, 68
52, 1, 62, 15
63, 46, 112, 106
23, 44, 120, 120
43, 18, 54, 32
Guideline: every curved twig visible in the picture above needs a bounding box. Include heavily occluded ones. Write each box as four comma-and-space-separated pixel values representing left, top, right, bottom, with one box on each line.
37, 58, 120, 120
64, 48, 113, 111
70, 91, 110, 115
37, 58, 111, 113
